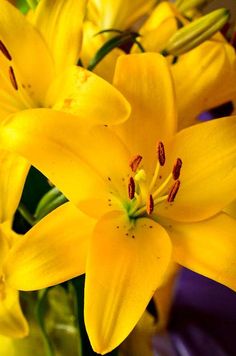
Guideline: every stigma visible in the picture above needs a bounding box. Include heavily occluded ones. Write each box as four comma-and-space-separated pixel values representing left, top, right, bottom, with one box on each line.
127, 142, 182, 218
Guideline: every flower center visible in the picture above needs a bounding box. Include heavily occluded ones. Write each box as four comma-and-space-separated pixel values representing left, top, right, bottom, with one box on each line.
127, 141, 182, 219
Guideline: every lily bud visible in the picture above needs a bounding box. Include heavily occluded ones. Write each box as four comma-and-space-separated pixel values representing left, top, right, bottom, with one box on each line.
163, 8, 230, 56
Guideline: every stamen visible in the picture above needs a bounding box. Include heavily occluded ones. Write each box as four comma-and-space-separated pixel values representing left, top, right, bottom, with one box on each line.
152, 172, 172, 200
128, 177, 135, 199
146, 194, 154, 214
172, 158, 182, 180
129, 154, 142, 172
157, 141, 165, 166
9, 66, 18, 90
167, 180, 180, 202
0, 41, 12, 61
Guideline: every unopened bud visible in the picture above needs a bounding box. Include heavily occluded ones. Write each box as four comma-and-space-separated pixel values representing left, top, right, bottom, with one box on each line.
163, 8, 230, 56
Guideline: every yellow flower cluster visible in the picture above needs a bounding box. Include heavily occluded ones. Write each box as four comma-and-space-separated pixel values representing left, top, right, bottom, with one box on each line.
0, 0, 235, 354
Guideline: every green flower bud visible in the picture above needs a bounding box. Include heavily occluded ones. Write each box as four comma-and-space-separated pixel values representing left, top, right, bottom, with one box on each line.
163, 8, 230, 56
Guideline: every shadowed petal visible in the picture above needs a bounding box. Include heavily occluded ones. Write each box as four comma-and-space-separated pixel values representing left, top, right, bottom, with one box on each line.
85, 211, 171, 354
169, 213, 236, 291
158, 116, 236, 222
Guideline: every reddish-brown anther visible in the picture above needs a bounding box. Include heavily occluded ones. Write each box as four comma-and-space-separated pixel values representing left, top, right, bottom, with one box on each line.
129, 155, 143, 172
172, 158, 182, 180
0, 40, 12, 61
128, 177, 135, 199
157, 141, 165, 166
9, 66, 18, 90
146, 194, 154, 214
168, 180, 180, 202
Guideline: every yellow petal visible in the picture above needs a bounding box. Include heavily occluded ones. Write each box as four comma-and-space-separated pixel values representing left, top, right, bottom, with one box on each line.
1, 110, 131, 217
140, 2, 181, 33
45, 65, 130, 126
89, 0, 155, 30
31, 0, 87, 73
132, 18, 177, 54
132, 2, 178, 53
173, 39, 236, 129
4, 203, 94, 291
0, 0, 54, 105
0, 151, 29, 224
84, 211, 171, 354
0, 285, 28, 338
169, 213, 236, 291
0, 225, 10, 267
113, 53, 177, 174
158, 115, 236, 222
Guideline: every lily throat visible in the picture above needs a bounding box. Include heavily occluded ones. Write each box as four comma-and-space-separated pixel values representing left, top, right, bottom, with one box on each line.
127, 142, 182, 219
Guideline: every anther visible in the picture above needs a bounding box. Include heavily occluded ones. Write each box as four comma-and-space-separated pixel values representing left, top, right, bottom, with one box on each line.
172, 158, 182, 180
128, 177, 135, 199
146, 194, 154, 214
129, 154, 142, 172
157, 141, 165, 166
9, 66, 18, 90
0, 41, 12, 61
167, 180, 180, 203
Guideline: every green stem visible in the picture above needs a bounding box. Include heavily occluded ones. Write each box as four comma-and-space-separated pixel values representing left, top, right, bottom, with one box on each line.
18, 203, 36, 226
36, 288, 55, 356
25, 0, 38, 9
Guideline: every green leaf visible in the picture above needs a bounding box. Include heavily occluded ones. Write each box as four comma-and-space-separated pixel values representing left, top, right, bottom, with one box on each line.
34, 187, 68, 221
16, 0, 30, 13
87, 32, 140, 71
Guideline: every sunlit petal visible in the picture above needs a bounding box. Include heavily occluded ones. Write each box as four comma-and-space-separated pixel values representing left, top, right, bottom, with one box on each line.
113, 53, 177, 173
0, 0, 54, 105
45, 65, 130, 125
31, 0, 87, 73
0, 110, 131, 217
4, 203, 94, 290
0, 151, 29, 224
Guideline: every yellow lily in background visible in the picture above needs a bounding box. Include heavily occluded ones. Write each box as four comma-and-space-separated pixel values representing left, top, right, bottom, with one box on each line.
87, 0, 156, 32
135, 1, 236, 129
172, 34, 236, 129
81, 0, 155, 81
0, 151, 29, 339
2, 53, 236, 354
0, 0, 128, 119
0, 0, 129, 198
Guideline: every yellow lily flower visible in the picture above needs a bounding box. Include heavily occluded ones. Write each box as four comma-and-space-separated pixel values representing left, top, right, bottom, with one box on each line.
0, 151, 29, 339
0, 0, 129, 119
2, 53, 236, 354
0, 0, 129, 197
